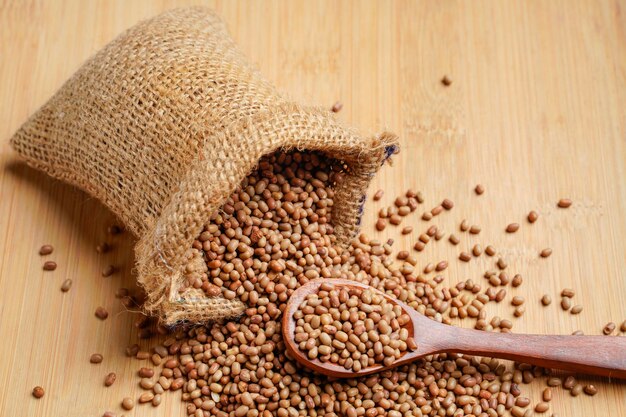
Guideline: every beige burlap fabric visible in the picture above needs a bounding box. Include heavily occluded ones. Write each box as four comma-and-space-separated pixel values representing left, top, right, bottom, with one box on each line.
10, 7, 398, 325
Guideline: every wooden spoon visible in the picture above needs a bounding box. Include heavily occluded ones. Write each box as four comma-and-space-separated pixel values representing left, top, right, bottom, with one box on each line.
282, 279, 626, 379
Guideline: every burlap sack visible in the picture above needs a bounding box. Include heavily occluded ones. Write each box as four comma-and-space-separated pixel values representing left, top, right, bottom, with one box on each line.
10, 7, 398, 325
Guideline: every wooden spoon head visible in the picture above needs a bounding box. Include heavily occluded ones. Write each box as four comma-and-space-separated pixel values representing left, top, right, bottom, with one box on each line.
282, 278, 426, 378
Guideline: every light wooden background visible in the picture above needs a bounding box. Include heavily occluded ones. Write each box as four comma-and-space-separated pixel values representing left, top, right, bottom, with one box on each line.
1, 1, 625, 416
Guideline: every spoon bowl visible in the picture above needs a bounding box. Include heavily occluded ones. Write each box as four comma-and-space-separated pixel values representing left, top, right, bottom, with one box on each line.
282, 279, 626, 379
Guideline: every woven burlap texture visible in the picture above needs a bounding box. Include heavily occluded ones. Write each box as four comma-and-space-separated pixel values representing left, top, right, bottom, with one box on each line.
10, 7, 398, 325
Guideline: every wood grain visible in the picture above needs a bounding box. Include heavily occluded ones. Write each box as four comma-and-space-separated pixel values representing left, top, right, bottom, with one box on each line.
1, 1, 625, 416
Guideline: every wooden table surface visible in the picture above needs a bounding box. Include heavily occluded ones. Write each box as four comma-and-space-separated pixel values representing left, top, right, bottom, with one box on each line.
1, 1, 625, 416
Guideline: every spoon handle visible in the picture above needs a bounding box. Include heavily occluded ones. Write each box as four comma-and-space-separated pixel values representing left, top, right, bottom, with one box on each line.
437, 326, 626, 378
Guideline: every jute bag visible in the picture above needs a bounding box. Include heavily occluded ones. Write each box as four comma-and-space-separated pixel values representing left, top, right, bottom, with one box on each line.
10, 7, 398, 325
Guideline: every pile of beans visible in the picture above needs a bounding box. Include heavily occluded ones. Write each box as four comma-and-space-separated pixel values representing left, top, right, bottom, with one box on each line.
124, 151, 553, 417
293, 282, 416, 371
181, 151, 345, 300
31, 149, 625, 417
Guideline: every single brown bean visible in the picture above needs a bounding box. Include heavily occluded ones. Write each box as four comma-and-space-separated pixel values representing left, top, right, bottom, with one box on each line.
542, 388, 552, 402
511, 296, 525, 306
603, 322, 616, 335
560, 297, 571, 311
431, 205, 443, 216
104, 372, 116, 387
39, 245, 54, 255
485, 245, 496, 256
563, 376, 576, 389
435, 261, 448, 272
122, 397, 135, 410
96, 242, 110, 253
540, 248, 552, 258
496, 258, 507, 270
43, 261, 57, 271
441, 199, 454, 210
541, 294, 552, 306
506, 223, 520, 233
527, 210, 539, 223
557, 198, 572, 208
448, 234, 460, 245
90, 353, 103, 364
570, 305, 583, 314
139, 392, 154, 403
108, 224, 123, 235
60, 279, 73, 292
32, 386, 45, 398
583, 384, 598, 396
547, 377, 562, 387
570, 384, 583, 397
331, 101, 343, 113
535, 402, 549, 413
95, 306, 109, 320
102, 264, 116, 277
474, 184, 485, 195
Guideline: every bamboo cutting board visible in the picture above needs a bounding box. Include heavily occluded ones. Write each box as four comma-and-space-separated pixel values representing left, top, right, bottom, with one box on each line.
0, 1, 625, 416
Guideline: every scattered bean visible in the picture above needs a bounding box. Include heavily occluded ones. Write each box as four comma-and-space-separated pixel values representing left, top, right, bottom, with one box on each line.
90, 353, 103, 364
506, 223, 520, 233
32, 386, 45, 398
122, 397, 135, 410
459, 252, 471, 262
102, 264, 116, 277
60, 279, 73, 292
43, 261, 57, 271
104, 372, 116, 387
603, 322, 616, 335
39, 245, 54, 255
95, 307, 109, 320
570, 304, 583, 314
584, 384, 598, 396
557, 198, 572, 208
331, 101, 343, 113
540, 248, 552, 258
563, 376, 576, 390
